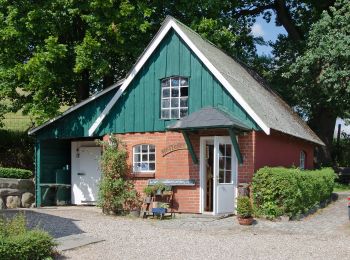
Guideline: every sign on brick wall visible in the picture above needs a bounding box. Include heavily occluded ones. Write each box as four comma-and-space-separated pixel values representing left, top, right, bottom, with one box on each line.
161, 143, 187, 156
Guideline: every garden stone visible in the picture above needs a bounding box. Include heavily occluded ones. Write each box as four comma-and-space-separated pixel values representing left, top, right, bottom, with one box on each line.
0, 178, 34, 193
6, 196, 21, 208
0, 188, 20, 196
21, 192, 35, 208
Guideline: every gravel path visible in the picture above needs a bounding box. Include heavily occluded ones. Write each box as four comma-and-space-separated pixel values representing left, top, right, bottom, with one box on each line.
1, 193, 350, 260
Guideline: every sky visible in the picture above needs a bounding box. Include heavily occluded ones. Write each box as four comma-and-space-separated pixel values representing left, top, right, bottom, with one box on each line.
251, 14, 287, 56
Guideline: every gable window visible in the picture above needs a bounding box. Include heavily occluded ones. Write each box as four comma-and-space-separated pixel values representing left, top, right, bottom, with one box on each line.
300, 150, 306, 170
133, 144, 155, 172
161, 76, 189, 119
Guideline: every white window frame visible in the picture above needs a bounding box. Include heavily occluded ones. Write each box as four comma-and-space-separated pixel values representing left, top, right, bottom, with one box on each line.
300, 150, 306, 170
161, 76, 189, 119
133, 144, 156, 173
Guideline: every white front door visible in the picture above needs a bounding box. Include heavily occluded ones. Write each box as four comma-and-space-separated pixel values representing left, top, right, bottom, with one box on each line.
214, 136, 237, 214
200, 136, 237, 214
72, 147, 101, 205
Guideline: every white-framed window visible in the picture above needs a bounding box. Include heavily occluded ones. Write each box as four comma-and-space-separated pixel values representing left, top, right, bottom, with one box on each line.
300, 151, 306, 170
161, 76, 189, 119
133, 144, 156, 172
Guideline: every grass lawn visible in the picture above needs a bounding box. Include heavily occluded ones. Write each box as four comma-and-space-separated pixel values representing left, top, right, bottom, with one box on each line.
2, 110, 33, 131
334, 182, 350, 192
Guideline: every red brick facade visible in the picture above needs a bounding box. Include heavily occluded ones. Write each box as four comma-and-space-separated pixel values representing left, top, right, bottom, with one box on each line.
106, 129, 314, 213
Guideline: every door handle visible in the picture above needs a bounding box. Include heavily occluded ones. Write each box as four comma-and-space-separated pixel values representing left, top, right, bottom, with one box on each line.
77, 172, 85, 176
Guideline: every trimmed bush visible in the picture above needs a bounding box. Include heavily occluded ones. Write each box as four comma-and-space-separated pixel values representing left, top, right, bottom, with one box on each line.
236, 196, 253, 218
252, 167, 335, 219
0, 167, 33, 179
0, 214, 56, 260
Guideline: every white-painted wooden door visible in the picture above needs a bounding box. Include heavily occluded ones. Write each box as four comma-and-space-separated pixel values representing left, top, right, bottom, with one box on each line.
214, 136, 237, 214
72, 147, 101, 205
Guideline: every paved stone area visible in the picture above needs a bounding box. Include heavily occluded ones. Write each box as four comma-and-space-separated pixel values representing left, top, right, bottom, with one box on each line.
1, 193, 349, 259
56, 234, 104, 251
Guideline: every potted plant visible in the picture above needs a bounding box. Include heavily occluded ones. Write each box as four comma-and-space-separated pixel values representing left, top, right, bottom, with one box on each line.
163, 185, 172, 195
154, 182, 165, 195
236, 196, 254, 225
143, 186, 154, 204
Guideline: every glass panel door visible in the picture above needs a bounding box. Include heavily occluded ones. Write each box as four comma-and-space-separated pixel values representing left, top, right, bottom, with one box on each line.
214, 136, 236, 214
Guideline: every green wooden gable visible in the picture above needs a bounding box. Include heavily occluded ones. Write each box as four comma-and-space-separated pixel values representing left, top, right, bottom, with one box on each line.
34, 29, 259, 140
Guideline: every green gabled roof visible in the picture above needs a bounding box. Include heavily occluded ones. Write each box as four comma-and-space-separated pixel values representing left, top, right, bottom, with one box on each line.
167, 107, 251, 131
173, 18, 324, 145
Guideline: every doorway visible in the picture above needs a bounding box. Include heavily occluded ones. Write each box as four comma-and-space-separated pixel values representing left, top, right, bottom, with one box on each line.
71, 141, 102, 205
204, 141, 214, 212
200, 136, 237, 214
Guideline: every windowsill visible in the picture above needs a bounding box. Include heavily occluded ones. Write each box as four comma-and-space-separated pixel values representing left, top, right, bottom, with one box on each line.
132, 172, 155, 178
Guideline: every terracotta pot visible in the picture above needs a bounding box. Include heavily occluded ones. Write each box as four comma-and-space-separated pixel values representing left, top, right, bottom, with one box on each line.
238, 216, 254, 225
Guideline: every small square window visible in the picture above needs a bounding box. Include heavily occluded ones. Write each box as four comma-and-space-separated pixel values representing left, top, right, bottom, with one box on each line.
171, 109, 179, 118
171, 88, 179, 97
133, 145, 156, 173
171, 98, 179, 107
180, 108, 188, 118
171, 77, 179, 86
162, 99, 170, 108
162, 88, 170, 98
161, 109, 170, 119
180, 87, 188, 97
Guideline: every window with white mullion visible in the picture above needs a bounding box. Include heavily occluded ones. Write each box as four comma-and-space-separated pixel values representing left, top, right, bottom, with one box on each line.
133, 144, 156, 172
161, 76, 189, 119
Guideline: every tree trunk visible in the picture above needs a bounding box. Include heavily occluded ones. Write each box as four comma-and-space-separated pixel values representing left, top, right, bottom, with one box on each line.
76, 70, 90, 102
274, 0, 304, 41
308, 108, 337, 166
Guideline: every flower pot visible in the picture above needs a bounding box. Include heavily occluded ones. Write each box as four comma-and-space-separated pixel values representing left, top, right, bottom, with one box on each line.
238, 216, 254, 225
144, 196, 152, 204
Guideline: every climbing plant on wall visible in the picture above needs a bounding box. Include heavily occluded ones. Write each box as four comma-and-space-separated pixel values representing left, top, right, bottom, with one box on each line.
97, 135, 140, 214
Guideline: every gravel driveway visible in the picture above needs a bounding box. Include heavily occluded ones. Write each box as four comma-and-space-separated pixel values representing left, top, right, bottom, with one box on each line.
1, 193, 350, 260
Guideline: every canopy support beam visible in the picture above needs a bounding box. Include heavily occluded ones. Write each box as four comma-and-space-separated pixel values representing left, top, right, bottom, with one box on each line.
182, 131, 198, 164
228, 128, 243, 165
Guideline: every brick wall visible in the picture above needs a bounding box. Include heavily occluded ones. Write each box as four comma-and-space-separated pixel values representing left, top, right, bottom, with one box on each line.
255, 130, 314, 170
105, 129, 256, 213
238, 132, 255, 183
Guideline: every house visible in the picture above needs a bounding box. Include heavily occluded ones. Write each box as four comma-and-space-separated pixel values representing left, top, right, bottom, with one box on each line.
28, 16, 323, 214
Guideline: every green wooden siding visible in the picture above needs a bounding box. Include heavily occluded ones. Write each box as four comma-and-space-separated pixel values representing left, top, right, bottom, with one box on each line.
35, 89, 117, 140
95, 30, 258, 135
35, 140, 71, 206
35, 28, 259, 140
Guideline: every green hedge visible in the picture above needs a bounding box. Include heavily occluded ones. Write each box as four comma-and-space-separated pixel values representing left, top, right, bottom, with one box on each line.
252, 167, 335, 219
0, 167, 33, 179
0, 214, 56, 260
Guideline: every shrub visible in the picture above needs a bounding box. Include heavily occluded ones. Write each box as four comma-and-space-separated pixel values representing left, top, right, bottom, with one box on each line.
0, 214, 56, 260
236, 196, 253, 218
0, 167, 33, 179
252, 167, 335, 219
98, 136, 141, 213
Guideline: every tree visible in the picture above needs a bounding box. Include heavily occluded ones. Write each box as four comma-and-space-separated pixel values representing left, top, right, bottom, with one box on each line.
235, 1, 346, 165
284, 0, 350, 164
0, 0, 260, 124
